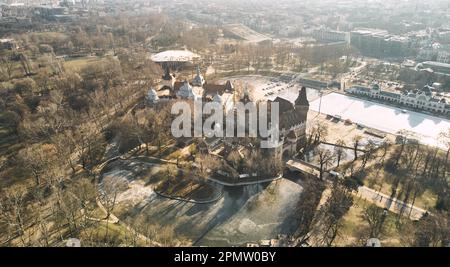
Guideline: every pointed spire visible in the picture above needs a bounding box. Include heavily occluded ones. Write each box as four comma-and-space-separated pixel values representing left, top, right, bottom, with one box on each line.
225, 80, 234, 92
295, 86, 309, 106
192, 65, 205, 87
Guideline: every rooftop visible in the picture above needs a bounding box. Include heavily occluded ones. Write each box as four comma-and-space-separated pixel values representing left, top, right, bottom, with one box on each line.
150, 50, 200, 63
422, 61, 450, 68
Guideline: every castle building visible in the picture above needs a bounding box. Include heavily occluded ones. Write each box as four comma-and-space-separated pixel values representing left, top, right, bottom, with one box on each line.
154, 66, 235, 103
151, 66, 310, 160
269, 86, 310, 159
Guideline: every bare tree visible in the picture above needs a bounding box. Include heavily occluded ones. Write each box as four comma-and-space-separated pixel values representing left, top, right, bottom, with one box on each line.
437, 130, 449, 181
18, 143, 58, 186
413, 212, 449, 247
313, 180, 353, 246
315, 147, 335, 180
351, 135, 362, 161
306, 120, 328, 149
361, 204, 386, 238
360, 140, 376, 172
195, 153, 221, 182
0, 55, 15, 80
334, 139, 347, 167
100, 175, 128, 241
292, 179, 325, 246
0, 185, 30, 246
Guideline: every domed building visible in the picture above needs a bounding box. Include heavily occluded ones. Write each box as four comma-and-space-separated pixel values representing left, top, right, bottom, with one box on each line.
150, 50, 201, 70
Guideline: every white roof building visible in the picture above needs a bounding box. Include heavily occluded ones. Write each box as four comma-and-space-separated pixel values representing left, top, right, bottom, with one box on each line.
151, 50, 200, 63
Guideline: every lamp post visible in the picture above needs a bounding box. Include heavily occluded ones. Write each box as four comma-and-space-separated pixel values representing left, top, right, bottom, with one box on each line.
318, 90, 323, 115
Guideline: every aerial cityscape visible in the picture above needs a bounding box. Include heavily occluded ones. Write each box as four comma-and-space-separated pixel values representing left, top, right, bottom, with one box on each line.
0, 0, 449, 251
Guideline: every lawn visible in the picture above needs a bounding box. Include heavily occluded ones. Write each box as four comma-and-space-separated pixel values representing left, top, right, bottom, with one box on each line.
340, 144, 439, 211
30, 32, 69, 41
63, 56, 104, 71
335, 197, 414, 247
79, 220, 147, 247
156, 176, 215, 201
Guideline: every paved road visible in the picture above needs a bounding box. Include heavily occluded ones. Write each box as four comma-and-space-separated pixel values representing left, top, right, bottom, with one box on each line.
287, 159, 428, 221
355, 186, 428, 220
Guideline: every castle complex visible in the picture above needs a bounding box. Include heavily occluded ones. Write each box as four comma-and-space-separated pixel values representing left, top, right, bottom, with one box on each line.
147, 66, 310, 160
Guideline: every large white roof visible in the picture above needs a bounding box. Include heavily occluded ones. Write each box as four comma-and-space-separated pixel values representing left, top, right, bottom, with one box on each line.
151, 50, 200, 63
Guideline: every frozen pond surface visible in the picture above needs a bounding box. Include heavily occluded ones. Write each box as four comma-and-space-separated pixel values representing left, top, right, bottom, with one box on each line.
198, 178, 303, 246
135, 178, 303, 246
310, 93, 450, 147
104, 159, 305, 246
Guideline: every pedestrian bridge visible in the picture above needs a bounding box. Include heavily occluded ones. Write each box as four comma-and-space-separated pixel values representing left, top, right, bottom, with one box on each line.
286, 159, 321, 178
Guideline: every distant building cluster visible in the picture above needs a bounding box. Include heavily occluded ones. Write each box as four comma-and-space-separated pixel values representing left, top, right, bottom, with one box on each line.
0, 38, 18, 50
347, 84, 450, 115
415, 29, 450, 59
350, 28, 413, 58
416, 61, 450, 76
223, 24, 271, 43
312, 28, 349, 43
0, 1, 93, 32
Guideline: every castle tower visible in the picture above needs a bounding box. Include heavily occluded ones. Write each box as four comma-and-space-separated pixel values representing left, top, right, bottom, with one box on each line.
294, 86, 310, 148
224, 80, 234, 93
192, 66, 205, 87
295, 86, 310, 121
